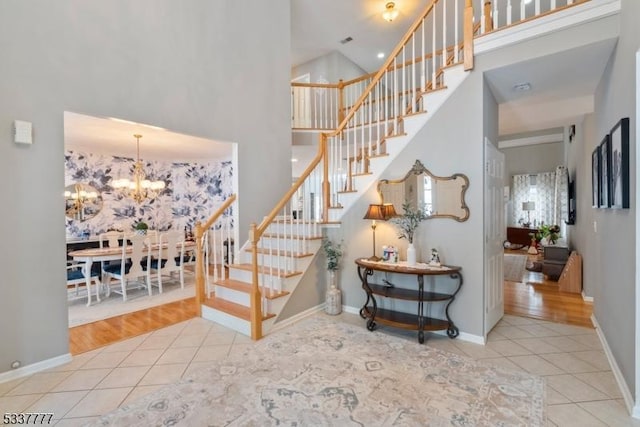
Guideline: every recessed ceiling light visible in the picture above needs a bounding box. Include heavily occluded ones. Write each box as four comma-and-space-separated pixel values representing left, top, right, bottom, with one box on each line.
377, 52, 385, 59
524, 0, 533, 4
291, 158, 298, 162
513, 82, 532, 92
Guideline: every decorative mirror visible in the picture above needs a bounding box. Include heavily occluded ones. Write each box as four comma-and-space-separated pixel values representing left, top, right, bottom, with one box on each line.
64, 183, 103, 221
377, 160, 470, 222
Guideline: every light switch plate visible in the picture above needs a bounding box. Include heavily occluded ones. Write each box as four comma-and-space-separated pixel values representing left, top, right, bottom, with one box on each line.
14, 120, 33, 144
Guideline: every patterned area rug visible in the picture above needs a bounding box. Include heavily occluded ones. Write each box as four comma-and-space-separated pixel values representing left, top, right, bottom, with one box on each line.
91, 316, 545, 426
504, 254, 528, 282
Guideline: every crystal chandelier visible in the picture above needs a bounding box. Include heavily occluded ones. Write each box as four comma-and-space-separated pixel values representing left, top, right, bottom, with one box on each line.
111, 134, 166, 203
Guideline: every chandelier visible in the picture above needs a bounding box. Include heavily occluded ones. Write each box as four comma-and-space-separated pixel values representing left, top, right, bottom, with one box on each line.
382, 2, 399, 22
64, 183, 99, 221
111, 134, 166, 203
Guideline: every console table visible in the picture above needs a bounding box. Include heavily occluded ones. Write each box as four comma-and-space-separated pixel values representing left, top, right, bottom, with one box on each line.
505, 227, 538, 249
355, 258, 462, 344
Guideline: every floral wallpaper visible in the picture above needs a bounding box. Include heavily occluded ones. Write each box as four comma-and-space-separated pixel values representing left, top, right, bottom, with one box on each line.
65, 150, 233, 238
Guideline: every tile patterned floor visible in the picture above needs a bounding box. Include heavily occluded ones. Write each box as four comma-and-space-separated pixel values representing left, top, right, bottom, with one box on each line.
1, 313, 639, 426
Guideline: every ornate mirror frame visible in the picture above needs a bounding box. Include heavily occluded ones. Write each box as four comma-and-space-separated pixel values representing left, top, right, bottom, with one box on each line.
377, 160, 470, 222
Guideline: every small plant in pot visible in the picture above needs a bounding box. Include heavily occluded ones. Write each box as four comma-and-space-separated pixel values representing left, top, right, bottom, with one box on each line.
133, 221, 149, 235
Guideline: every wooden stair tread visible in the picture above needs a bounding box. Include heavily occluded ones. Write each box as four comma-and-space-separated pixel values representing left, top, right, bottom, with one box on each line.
261, 232, 323, 240
203, 296, 275, 321
245, 247, 313, 258
352, 171, 373, 177
229, 263, 302, 278
383, 132, 408, 140
337, 189, 358, 194
214, 278, 290, 300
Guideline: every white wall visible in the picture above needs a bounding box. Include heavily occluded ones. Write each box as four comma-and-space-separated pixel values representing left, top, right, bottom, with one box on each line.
0, 0, 291, 375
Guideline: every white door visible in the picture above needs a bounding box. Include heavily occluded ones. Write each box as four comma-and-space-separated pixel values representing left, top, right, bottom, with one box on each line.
484, 137, 505, 337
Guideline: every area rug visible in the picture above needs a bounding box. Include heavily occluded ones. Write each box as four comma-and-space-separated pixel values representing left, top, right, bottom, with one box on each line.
68, 280, 195, 328
504, 253, 528, 282
91, 316, 545, 426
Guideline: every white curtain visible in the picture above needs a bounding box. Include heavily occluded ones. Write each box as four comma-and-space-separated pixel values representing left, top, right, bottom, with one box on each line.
512, 167, 566, 228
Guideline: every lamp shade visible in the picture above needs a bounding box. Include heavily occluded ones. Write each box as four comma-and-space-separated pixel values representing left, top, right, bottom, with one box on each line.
381, 203, 398, 219
522, 201, 535, 211
363, 204, 385, 220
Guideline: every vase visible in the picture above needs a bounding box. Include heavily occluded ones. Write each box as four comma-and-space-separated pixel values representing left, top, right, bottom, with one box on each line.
406, 243, 417, 266
325, 270, 342, 315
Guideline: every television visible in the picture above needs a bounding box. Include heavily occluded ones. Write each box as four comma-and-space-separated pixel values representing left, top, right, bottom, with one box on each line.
566, 176, 576, 225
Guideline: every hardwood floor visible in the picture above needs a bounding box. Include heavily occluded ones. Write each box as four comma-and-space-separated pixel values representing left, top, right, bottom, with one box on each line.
69, 297, 197, 355
503, 248, 593, 328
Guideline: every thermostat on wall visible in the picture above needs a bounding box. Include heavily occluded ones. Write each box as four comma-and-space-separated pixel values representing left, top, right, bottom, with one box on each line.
14, 120, 33, 144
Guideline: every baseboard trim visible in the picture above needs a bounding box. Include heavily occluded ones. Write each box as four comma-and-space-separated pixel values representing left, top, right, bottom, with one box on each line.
591, 314, 635, 415
582, 291, 594, 302
0, 353, 72, 384
342, 305, 485, 344
269, 303, 326, 334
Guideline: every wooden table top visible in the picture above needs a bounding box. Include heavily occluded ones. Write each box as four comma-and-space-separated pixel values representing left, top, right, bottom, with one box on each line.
355, 258, 461, 275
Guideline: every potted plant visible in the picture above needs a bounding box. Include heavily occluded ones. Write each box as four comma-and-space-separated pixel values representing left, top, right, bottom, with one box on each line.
133, 221, 149, 235
322, 238, 344, 315
390, 200, 428, 265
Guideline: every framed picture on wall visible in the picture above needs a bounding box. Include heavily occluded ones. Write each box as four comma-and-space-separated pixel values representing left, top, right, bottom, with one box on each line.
591, 145, 600, 208
609, 117, 630, 209
599, 134, 611, 208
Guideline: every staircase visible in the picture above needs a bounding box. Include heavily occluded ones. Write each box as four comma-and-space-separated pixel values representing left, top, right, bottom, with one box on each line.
195, 0, 598, 339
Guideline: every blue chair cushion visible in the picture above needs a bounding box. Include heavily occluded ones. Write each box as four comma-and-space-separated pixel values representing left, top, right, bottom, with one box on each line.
103, 261, 133, 275
67, 267, 99, 281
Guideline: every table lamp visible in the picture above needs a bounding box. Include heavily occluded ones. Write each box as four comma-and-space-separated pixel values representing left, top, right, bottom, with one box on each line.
363, 203, 397, 261
522, 201, 535, 226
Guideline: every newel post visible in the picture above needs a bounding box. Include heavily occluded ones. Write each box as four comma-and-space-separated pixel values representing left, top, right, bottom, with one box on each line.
337, 79, 345, 124
321, 134, 331, 223
483, 1, 493, 32
194, 221, 204, 317
249, 223, 262, 340
464, 0, 475, 71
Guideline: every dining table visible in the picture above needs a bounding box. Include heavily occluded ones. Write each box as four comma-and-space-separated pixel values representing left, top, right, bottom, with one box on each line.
68, 240, 197, 302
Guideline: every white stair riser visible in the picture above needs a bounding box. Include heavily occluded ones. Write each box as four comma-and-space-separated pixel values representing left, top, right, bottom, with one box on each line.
259, 236, 314, 253
201, 305, 250, 336
266, 222, 321, 238
228, 268, 288, 288
238, 253, 298, 271
215, 286, 250, 307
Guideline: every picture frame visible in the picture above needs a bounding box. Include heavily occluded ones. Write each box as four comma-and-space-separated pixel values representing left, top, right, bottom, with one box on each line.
609, 117, 630, 209
599, 134, 611, 208
591, 145, 600, 208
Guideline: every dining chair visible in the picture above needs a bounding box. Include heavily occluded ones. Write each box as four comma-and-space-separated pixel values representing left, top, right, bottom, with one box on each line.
67, 262, 101, 307
102, 233, 150, 301
98, 230, 123, 284
148, 230, 185, 294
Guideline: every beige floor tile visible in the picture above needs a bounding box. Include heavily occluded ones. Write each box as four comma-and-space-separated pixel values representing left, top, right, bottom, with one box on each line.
545, 322, 595, 336
516, 324, 563, 337
55, 416, 101, 426
512, 337, 563, 354
52, 369, 112, 392
25, 390, 88, 418
542, 337, 590, 352
547, 403, 607, 426
120, 384, 163, 407
170, 333, 206, 348
486, 329, 509, 341
136, 334, 176, 350
119, 349, 164, 367
492, 325, 535, 339
573, 372, 623, 399
138, 364, 187, 386
155, 347, 198, 365
0, 394, 42, 412
545, 374, 609, 402
570, 334, 606, 350
81, 351, 131, 370
501, 314, 539, 325
0, 377, 26, 396
191, 345, 230, 363
486, 339, 532, 356
150, 321, 188, 337
45, 352, 97, 373
508, 355, 566, 376
546, 385, 572, 405
579, 399, 640, 426
571, 351, 611, 371
202, 330, 236, 346
5, 371, 72, 396
540, 353, 601, 374
181, 318, 213, 335
453, 341, 502, 359
100, 335, 147, 353
65, 387, 132, 418
233, 333, 255, 345
96, 366, 151, 389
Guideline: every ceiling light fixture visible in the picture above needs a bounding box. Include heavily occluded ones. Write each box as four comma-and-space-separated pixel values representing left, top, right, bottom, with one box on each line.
111, 134, 166, 203
524, 0, 533, 4
377, 52, 385, 59
382, 2, 399, 22
513, 82, 532, 92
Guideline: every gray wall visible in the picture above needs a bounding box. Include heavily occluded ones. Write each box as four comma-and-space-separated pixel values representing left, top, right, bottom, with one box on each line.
0, 0, 291, 375
586, 0, 639, 399
291, 51, 367, 84
502, 142, 565, 178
